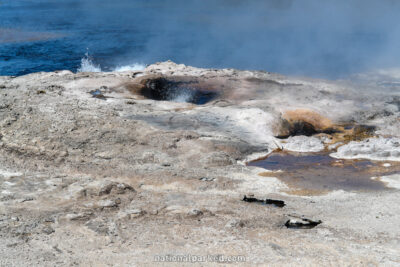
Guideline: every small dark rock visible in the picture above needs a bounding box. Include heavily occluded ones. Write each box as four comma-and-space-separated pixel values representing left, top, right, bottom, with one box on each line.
89, 89, 107, 100
225, 219, 246, 228
284, 217, 322, 229
243, 195, 285, 207
44, 217, 55, 223
265, 199, 285, 208
187, 209, 203, 217
242, 195, 264, 203
21, 197, 34, 203
85, 219, 110, 235
42, 225, 55, 235
53, 245, 63, 253
7, 243, 19, 247
199, 177, 215, 182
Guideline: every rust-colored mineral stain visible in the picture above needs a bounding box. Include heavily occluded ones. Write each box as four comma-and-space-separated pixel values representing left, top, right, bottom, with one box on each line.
249, 152, 400, 196
276, 109, 376, 142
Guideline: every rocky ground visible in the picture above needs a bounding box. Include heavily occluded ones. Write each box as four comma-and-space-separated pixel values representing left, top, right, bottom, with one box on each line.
0, 61, 399, 266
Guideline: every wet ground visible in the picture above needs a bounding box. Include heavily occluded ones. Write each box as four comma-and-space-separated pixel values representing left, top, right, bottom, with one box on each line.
249, 152, 400, 195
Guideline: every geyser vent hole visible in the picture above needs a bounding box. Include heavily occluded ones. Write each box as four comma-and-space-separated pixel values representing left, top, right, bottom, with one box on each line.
140, 78, 219, 105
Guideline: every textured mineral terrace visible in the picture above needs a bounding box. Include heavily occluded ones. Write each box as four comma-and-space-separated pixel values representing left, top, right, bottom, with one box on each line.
0, 61, 399, 265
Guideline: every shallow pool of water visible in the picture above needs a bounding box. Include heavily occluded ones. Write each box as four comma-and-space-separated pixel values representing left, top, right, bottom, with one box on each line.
248, 152, 400, 195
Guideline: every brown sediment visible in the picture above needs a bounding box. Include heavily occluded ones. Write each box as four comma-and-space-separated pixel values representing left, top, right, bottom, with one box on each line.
276, 109, 337, 138
0, 28, 62, 44
330, 124, 376, 143
284, 188, 330, 196
283, 109, 334, 131
276, 109, 376, 148
258, 171, 280, 177
251, 151, 400, 196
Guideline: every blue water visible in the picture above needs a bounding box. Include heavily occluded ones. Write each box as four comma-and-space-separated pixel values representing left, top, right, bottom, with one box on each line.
1, 0, 400, 78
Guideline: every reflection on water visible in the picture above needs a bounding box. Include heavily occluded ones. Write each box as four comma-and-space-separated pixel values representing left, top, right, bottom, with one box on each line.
249, 152, 400, 195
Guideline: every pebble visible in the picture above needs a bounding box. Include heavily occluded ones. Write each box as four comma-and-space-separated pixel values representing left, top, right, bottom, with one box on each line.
42, 225, 55, 235
97, 199, 117, 208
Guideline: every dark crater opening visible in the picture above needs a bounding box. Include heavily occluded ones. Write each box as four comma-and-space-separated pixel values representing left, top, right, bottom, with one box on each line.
140, 77, 219, 105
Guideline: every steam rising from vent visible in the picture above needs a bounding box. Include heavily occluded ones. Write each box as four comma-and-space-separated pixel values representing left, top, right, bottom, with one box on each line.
128, 76, 220, 105
8, 0, 400, 78
113, 63, 146, 72
78, 52, 145, 73
89, 0, 400, 78
169, 88, 194, 103
77, 53, 101, 73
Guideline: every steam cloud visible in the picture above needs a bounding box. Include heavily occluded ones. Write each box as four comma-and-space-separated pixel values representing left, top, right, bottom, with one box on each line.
4, 0, 400, 78
79, 0, 400, 78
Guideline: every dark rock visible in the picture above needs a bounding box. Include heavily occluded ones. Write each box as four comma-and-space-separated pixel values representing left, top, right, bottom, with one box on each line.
243, 195, 285, 207
243, 195, 264, 203
21, 197, 34, 203
265, 199, 285, 208
199, 177, 215, 182
42, 225, 55, 235
225, 219, 246, 228
89, 89, 107, 100
284, 217, 322, 229
85, 219, 110, 235
187, 209, 203, 217
98, 182, 135, 196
